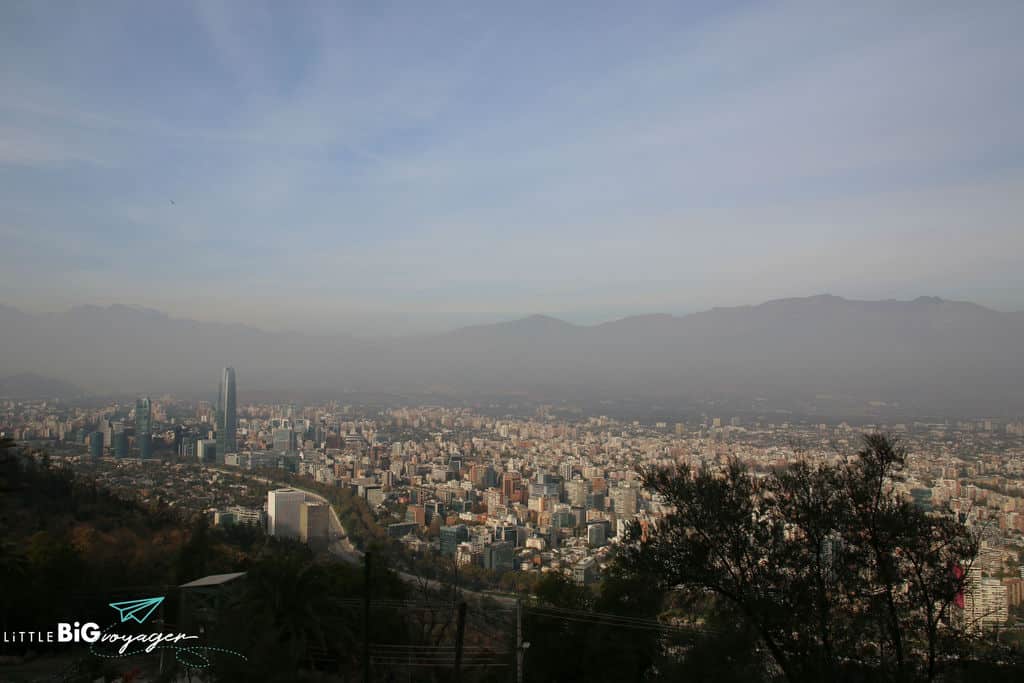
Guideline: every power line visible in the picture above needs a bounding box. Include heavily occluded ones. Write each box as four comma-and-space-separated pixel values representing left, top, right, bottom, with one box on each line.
368, 659, 512, 663
369, 645, 496, 652
333, 597, 513, 611
524, 603, 718, 636
528, 610, 704, 635
525, 601, 703, 627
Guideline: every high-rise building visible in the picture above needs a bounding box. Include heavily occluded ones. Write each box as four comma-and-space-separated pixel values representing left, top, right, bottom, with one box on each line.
963, 567, 1009, 631
573, 557, 597, 585
135, 397, 152, 459
216, 367, 237, 460
267, 488, 305, 539
100, 420, 115, 450
405, 504, 426, 526
455, 542, 477, 567
529, 481, 561, 498
440, 524, 469, 557
299, 502, 330, 549
89, 431, 103, 459
424, 501, 445, 524
501, 472, 522, 503
493, 525, 517, 545
565, 479, 589, 507
113, 429, 129, 458
178, 430, 197, 460
612, 482, 638, 517
552, 505, 575, 529
559, 462, 574, 482
469, 464, 488, 489
197, 439, 217, 464
484, 488, 503, 513
1004, 578, 1024, 609
273, 429, 296, 453
483, 464, 498, 489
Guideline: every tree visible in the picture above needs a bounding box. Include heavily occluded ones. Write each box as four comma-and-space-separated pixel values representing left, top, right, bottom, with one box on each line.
619, 458, 799, 680
0, 437, 20, 493
174, 515, 213, 584
520, 571, 663, 682
0, 541, 29, 632
25, 531, 88, 628
618, 434, 991, 682
838, 434, 979, 680
522, 573, 593, 682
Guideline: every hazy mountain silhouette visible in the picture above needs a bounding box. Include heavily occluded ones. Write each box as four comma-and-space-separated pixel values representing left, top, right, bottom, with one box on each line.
0, 373, 81, 399
1, 296, 1022, 415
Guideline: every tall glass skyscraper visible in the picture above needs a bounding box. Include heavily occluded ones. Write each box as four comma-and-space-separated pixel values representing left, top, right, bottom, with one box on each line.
113, 429, 129, 458
135, 396, 152, 459
216, 367, 237, 459
89, 431, 104, 459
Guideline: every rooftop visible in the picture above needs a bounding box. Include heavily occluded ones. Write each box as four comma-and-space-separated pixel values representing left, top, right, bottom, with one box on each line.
179, 572, 247, 589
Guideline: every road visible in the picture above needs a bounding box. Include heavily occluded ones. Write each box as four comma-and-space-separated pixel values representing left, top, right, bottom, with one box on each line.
214, 468, 517, 606
212, 468, 362, 561
286, 483, 516, 605
285, 482, 362, 563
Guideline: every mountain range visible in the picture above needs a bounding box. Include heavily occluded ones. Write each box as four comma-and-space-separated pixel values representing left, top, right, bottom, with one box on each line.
1, 295, 1022, 416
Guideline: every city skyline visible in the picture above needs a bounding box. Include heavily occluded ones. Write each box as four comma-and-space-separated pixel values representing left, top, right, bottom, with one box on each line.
2, 2, 1023, 334
4, 394, 1022, 648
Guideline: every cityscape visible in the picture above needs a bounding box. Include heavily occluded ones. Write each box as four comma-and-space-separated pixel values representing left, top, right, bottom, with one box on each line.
3, 1, 1024, 681
5, 366, 1024, 633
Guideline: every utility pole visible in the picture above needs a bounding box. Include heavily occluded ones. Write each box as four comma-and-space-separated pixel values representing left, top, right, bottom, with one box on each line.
515, 599, 523, 683
453, 601, 467, 683
157, 593, 166, 676
453, 556, 459, 606
363, 551, 372, 683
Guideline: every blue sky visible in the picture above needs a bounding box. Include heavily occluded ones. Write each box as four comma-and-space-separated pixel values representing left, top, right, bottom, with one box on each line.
2, 1, 1023, 334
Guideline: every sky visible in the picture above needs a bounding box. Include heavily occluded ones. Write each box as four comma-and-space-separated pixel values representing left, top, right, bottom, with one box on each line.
1, 1, 1023, 335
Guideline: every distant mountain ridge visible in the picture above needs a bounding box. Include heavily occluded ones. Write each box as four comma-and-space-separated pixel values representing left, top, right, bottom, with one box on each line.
1, 295, 1022, 415
0, 373, 81, 399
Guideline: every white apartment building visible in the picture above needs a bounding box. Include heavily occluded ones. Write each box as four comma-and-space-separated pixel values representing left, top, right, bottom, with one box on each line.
267, 488, 306, 539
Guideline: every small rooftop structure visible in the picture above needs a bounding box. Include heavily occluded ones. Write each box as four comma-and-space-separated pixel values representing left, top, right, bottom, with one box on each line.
178, 572, 248, 632
179, 572, 246, 589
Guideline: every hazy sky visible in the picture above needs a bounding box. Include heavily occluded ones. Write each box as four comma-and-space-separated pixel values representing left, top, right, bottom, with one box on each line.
2, 1, 1023, 334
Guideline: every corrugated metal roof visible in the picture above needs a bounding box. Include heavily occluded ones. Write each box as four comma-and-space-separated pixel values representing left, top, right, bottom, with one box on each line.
179, 571, 247, 588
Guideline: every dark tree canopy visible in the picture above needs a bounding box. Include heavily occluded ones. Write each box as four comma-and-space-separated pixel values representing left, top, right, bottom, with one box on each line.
617, 433, 1003, 682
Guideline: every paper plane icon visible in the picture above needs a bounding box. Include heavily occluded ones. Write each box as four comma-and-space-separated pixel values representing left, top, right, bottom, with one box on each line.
109, 597, 164, 624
